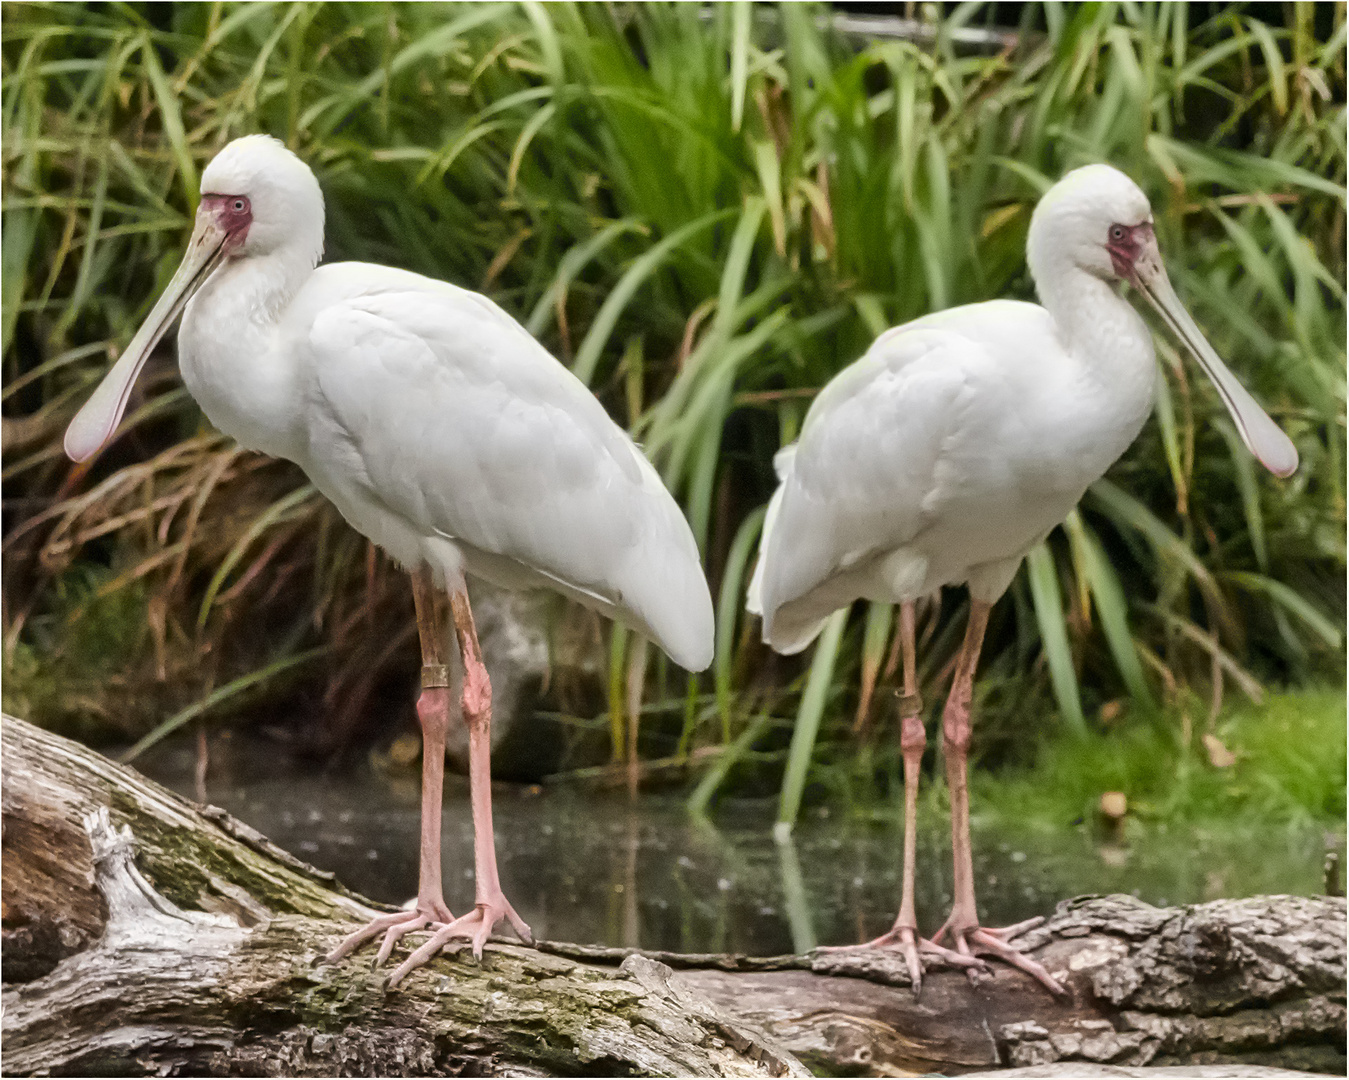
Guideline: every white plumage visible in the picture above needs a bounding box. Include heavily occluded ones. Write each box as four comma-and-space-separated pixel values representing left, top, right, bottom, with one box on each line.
65, 133, 719, 975
750, 164, 1295, 652
748, 162, 1297, 994
67, 135, 714, 672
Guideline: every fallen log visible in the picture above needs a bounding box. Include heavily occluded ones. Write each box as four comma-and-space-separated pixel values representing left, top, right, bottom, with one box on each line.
2, 714, 1343, 1077
662, 893, 1346, 1075
0, 715, 804, 1077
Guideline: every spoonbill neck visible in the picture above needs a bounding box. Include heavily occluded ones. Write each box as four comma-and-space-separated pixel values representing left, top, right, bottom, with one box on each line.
1026, 259, 1158, 473
1036, 261, 1154, 377
177, 246, 316, 461
203, 242, 317, 323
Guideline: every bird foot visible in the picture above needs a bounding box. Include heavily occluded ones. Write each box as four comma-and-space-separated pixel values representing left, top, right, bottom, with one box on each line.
387, 892, 532, 988
818, 924, 987, 994
932, 915, 1067, 995
325, 899, 455, 966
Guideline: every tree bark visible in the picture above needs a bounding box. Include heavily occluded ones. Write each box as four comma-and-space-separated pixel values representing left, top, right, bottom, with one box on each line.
0, 716, 805, 1078
660, 893, 1345, 1076
2, 714, 1343, 1078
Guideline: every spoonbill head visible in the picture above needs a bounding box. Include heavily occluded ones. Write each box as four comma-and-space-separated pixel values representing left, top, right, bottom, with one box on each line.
64, 134, 715, 980
63, 135, 325, 464
1030, 163, 1297, 480
192, 133, 326, 259
750, 162, 1298, 995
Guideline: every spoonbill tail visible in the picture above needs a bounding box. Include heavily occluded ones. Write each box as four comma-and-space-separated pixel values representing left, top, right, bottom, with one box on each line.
748, 164, 1297, 995
65, 135, 714, 983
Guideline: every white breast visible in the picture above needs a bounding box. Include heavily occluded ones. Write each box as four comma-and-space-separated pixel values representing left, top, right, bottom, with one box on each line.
178, 256, 308, 462
751, 294, 1157, 653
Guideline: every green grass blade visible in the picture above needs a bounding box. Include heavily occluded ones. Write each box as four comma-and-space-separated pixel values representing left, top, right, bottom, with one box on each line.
1215, 418, 1269, 571
774, 830, 817, 954
525, 218, 645, 337
856, 600, 894, 728
1, 208, 38, 354
197, 485, 316, 630
776, 608, 848, 832
1225, 571, 1343, 648
120, 647, 326, 763
715, 505, 767, 739
687, 707, 771, 816
141, 33, 197, 209
714, 196, 767, 340
1088, 479, 1229, 625
1066, 511, 1156, 711
507, 101, 556, 193
1152, 358, 1188, 507
1026, 541, 1087, 736
571, 207, 736, 385
522, 0, 564, 84
729, 0, 751, 133
753, 141, 786, 255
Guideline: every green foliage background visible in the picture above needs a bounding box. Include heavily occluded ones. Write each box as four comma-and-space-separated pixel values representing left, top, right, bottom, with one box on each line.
3, 2, 1344, 816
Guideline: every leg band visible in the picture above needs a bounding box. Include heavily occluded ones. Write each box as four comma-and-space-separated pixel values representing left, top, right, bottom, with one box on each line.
421, 663, 450, 689
895, 690, 924, 716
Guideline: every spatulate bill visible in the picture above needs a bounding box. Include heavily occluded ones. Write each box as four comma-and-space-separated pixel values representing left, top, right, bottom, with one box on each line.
64, 219, 229, 463
1132, 244, 1298, 479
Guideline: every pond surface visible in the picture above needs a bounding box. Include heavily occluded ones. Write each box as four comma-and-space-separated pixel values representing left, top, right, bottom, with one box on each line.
137, 734, 1341, 956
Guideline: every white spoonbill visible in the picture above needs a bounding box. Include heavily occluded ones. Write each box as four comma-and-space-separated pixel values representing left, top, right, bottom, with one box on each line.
65, 135, 714, 984
748, 164, 1297, 995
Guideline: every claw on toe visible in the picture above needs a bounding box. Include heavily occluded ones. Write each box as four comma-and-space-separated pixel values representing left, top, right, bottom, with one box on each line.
934, 919, 1067, 996
816, 926, 987, 996
979, 915, 1044, 942
385, 897, 532, 989
898, 934, 922, 995
326, 903, 454, 966
966, 927, 1068, 996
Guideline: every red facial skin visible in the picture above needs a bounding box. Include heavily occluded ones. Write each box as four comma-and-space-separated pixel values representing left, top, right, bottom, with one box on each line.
199, 193, 253, 252
1105, 220, 1152, 282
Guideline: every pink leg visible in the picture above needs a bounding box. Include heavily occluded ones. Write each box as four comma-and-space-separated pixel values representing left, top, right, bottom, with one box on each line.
327, 568, 455, 965
388, 572, 531, 988
819, 602, 984, 993
930, 600, 1066, 996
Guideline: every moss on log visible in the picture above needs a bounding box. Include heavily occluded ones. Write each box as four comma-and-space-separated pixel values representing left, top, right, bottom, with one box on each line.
0, 716, 804, 1077
2, 714, 1344, 1077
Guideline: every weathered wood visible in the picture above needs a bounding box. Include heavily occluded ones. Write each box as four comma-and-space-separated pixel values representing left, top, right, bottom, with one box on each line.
537, 895, 1346, 1076
668, 891, 1346, 1076
2, 714, 1344, 1078
0, 716, 804, 1078
962, 1068, 1331, 1078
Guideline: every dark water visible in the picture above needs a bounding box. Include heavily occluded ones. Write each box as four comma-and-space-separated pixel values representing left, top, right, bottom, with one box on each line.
137, 735, 1341, 955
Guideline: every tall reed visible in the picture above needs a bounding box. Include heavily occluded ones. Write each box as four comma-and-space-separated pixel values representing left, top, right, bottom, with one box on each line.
3, 4, 1343, 803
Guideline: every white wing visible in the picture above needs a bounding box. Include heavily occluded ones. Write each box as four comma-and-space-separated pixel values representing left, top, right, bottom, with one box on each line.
745, 444, 795, 619
297, 264, 713, 671
754, 322, 1009, 653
